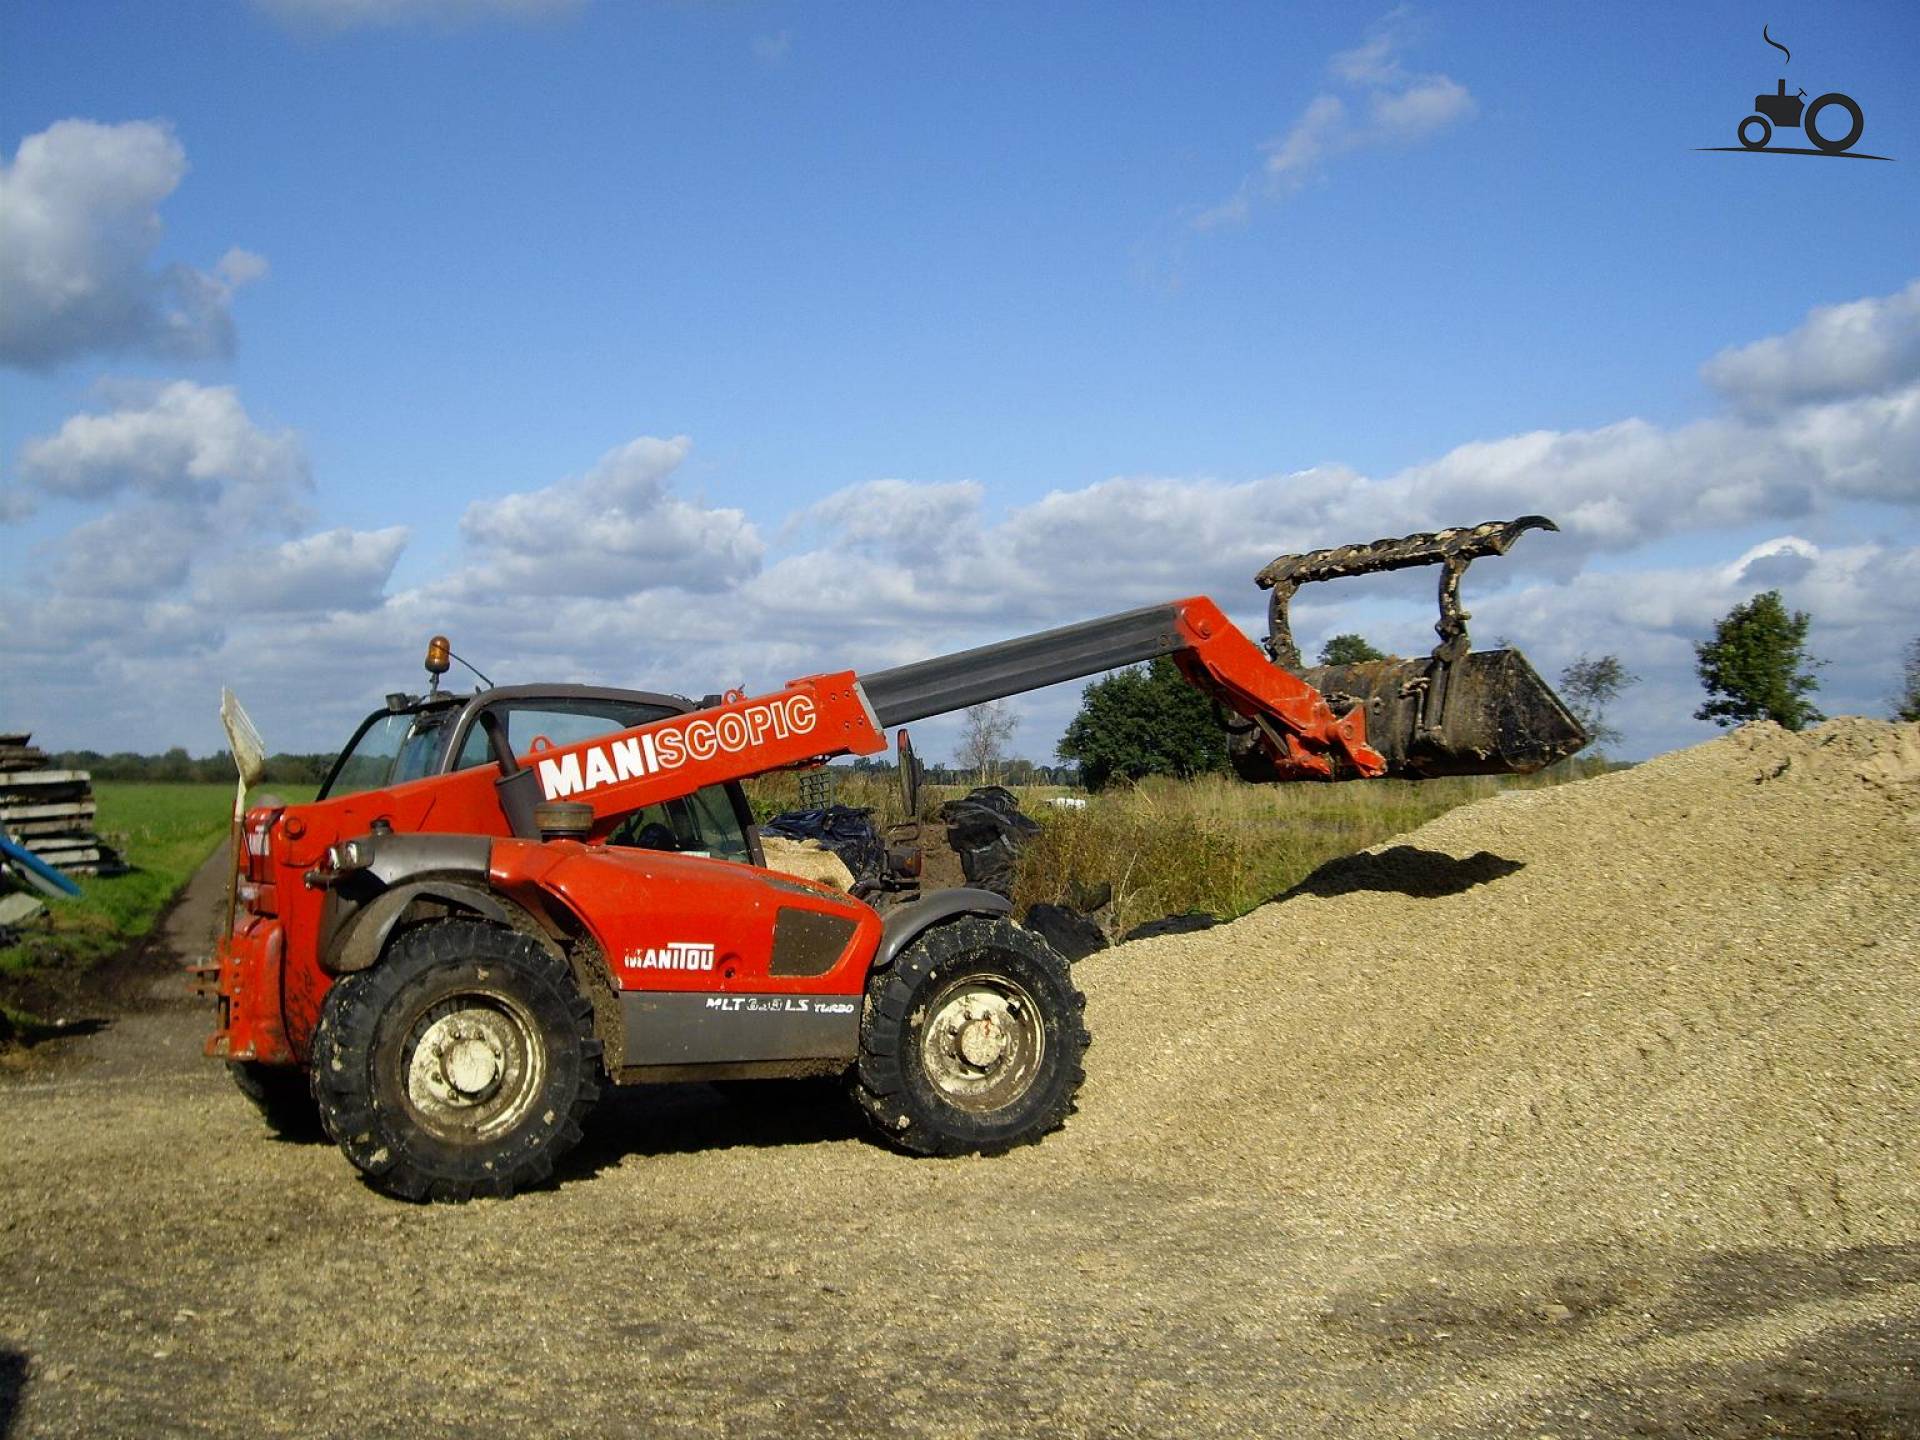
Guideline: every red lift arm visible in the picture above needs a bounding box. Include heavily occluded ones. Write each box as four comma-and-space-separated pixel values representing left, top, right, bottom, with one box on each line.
481, 595, 1382, 842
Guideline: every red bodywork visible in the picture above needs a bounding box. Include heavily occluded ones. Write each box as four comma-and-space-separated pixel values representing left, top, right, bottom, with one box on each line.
208, 600, 1381, 1069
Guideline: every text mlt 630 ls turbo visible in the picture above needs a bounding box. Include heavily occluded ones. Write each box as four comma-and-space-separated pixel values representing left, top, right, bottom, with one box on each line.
204, 517, 1585, 1201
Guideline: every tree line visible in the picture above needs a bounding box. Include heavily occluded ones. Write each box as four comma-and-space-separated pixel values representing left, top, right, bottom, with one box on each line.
39, 749, 336, 784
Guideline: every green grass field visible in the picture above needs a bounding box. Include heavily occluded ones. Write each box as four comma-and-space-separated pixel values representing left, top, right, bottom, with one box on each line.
2, 782, 316, 978
1011, 769, 1592, 933
747, 761, 1604, 936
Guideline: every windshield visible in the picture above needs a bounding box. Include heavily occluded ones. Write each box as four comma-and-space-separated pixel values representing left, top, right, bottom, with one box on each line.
322, 707, 457, 799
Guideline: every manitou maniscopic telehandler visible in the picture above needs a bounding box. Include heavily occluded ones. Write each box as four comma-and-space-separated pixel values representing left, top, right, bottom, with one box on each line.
203, 517, 1585, 1201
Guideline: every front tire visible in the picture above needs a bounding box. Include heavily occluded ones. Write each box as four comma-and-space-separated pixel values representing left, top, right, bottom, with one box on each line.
853, 915, 1089, 1156
310, 918, 601, 1201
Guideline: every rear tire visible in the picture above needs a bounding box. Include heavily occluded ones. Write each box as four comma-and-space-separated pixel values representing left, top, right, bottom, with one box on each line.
311, 918, 601, 1202
852, 915, 1088, 1156
1804, 93, 1863, 153
227, 1060, 322, 1140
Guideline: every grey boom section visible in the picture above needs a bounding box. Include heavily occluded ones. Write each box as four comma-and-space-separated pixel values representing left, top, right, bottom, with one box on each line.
860, 603, 1187, 728
620, 992, 862, 1066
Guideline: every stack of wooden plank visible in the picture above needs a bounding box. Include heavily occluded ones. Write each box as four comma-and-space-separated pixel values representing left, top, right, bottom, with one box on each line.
0, 733, 127, 876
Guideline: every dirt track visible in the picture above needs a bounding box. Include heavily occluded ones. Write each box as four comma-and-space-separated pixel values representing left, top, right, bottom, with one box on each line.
3, 721, 1917, 1438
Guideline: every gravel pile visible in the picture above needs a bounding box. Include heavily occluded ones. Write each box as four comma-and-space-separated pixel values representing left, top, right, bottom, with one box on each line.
1073, 718, 1920, 1250
3, 721, 1915, 1437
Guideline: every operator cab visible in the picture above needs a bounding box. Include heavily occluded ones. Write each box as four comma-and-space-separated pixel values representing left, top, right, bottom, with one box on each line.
320, 675, 762, 866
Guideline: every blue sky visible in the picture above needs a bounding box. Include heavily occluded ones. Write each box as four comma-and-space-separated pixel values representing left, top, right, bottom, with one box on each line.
3, 0, 1916, 765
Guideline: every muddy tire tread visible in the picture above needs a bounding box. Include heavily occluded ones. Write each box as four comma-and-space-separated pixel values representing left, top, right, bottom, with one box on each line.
852, 914, 1089, 1157
310, 918, 601, 1202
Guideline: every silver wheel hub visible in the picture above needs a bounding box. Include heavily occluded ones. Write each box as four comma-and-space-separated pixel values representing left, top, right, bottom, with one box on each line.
443, 1036, 501, 1097
957, 1014, 1007, 1067
403, 998, 544, 1142
920, 977, 1045, 1114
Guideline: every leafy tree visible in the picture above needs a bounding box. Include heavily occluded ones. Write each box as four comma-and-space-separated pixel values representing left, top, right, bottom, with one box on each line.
1558, 653, 1638, 752
1693, 590, 1823, 730
1317, 633, 1387, 665
1057, 657, 1227, 791
956, 700, 1018, 784
1896, 637, 1920, 723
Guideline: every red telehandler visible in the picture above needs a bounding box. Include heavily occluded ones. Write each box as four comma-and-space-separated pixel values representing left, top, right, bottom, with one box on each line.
203, 517, 1584, 1201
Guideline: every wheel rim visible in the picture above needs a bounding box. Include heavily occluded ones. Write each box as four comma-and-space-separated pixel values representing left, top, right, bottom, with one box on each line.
918, 973, 1046, 1114
401, 991, 546, 1144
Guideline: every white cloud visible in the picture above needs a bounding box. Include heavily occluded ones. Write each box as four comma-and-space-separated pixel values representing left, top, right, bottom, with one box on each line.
205, 526, 411, 613
1366, 74, 1474, 140
786, 479, 983, 562
1197, 10, 1475, 229
1, 385, 404, 735
217, 248, 270, 287
52, 507, 199, 598
0, 120, 263, 370
20, 381, 310, 523
1259, 95, 1350, 183
453, 435, 762, 597
1705, 280, 1920, 412
251, 0, 580, 29
1467, 536, 1919, 752
4, 284, 1917, 760
752, 31, 792, 64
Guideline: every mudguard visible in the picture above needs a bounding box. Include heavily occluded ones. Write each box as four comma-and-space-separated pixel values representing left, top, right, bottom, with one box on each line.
873, 887, 1013, 971
321, 879, 511, 975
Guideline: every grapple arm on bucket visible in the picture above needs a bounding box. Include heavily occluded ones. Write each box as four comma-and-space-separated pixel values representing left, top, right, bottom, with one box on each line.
1237, 515, 1588, 779
1255, 515, 1559, 669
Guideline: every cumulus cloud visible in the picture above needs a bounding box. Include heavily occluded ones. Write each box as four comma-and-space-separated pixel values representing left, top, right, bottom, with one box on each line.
1466, 536, 1918, 748
20, 381, 309, 520
0, 120, 263, 370
454, 435, 762, 597
1197, 9, 1475, 229
51, 507, 199, 598
204, 527, 412, 613
786, 479, 983, 562
1, 384, 406, 745
5, 284, 1918, 760
1705, 280, 1920, 412
251, 0, 581, 29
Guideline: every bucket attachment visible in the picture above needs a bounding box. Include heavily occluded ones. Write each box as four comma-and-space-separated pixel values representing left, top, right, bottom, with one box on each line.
1233, 516, 1589, 780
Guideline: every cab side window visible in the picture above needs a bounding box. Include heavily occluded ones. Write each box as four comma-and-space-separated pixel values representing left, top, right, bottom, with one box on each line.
453, 697, 755, 865
608, 786, 753, 864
